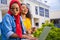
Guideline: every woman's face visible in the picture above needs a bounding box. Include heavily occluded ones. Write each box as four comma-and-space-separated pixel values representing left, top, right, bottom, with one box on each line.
21, 5, 28, 15
10, 3, 20, 15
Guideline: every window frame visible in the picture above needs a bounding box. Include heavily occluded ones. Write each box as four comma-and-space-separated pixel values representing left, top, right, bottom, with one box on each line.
45, 9, 49, 17
39, 7, 44, 16
35, 6, 38, 15
1, 0, 7, 4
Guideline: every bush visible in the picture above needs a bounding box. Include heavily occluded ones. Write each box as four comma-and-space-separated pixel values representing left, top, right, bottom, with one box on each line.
33, 20, 60, 40
46, 27, 60, 40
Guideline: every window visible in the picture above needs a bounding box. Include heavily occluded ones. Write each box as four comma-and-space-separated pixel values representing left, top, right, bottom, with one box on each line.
39, 7, 44, 16
1, 0, 7, 4
35, 22, 39, 26
35, 6, 38, 15
45, 9, 49, 17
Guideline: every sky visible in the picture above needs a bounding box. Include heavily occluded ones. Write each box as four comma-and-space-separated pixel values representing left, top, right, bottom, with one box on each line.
42, 0, 60, 11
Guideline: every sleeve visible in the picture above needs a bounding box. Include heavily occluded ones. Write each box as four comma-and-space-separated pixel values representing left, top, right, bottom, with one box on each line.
1, 16, 14, 38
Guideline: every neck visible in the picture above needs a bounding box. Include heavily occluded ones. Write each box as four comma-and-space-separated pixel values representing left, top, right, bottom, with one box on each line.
21, 14, 26, 20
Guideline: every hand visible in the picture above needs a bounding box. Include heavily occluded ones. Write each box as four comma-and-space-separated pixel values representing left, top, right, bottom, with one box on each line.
31, 27, 37, 34
34, 37, 38, 40
26, 29, 32, 34
29, 38, 38, 40
28, 36, 38, 40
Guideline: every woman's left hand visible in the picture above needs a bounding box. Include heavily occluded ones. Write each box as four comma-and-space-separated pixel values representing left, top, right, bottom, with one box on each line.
30, 37, 38, 40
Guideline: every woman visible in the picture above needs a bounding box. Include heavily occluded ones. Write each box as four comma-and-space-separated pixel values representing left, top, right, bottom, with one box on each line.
1, 0, 36, 40
21, 3, 37, 36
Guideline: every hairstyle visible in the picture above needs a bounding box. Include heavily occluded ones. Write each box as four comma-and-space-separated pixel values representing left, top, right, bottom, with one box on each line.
21, 3, 32, 19
8, 0, 21, 15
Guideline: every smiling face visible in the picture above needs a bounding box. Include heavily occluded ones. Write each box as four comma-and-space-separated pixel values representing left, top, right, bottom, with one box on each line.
10, 3, 20, 15
21, 4, 28, 15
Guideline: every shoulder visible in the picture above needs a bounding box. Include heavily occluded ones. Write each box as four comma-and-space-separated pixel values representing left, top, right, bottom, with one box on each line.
2, 13, 12, 21
26, 18, 31, 21
26, 18, 31, 22
3, 13, 12, 18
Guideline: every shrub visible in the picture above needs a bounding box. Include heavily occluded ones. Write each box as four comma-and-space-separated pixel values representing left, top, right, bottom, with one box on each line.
33, 20, 60, 40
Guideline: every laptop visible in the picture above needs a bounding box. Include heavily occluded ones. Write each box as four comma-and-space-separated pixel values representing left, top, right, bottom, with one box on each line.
38, 27, 51, 40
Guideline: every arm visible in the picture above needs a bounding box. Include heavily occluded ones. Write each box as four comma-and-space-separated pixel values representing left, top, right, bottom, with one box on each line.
10, 34, 36, 40
9, 33, 19, 38
2, 15, 19, 38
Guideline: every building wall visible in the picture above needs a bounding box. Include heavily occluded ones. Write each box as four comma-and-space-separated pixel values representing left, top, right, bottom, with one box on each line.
50, 10, 60, 19
0, 0, 9, 22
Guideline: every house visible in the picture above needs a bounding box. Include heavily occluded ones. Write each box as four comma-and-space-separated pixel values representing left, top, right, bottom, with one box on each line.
50, 10, 60, 28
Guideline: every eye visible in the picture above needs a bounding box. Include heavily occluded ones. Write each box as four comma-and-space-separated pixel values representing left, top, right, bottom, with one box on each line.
10, 8, 14, 10
16, 8, 19, 11
22, 6, 25, 9
10, 7, 19, 11
11, 8, 14, 9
